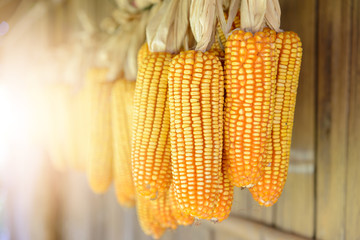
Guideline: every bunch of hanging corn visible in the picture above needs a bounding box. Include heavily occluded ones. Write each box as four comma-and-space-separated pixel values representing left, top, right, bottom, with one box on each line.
43, 0, 303, 238
222, 0, 303, 207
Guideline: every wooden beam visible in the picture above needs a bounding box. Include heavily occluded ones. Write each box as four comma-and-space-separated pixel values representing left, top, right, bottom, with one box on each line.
206, 216, 312, 240
316, 0, 352, 239
345, 0, 360, 238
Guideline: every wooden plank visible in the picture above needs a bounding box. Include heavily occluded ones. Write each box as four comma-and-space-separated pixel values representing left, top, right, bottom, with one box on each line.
345, 0, 360, 238
215, 229, 240, 240
208, 216, 311, 240
230, 187, 251, 219
231, 188, 273, 225
174, 225, 212, 240
272, 0, 316, 237
316, 0, 352, 239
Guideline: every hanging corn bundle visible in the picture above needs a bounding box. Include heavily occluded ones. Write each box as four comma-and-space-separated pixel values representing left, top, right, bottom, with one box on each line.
131, 0, 185, 200
42, 0, 303, 236
249, 0, 303, 206
223, 0, 278, 188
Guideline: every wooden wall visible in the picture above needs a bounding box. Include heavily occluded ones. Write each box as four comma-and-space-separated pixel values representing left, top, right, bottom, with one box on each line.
1, 0, 360, 239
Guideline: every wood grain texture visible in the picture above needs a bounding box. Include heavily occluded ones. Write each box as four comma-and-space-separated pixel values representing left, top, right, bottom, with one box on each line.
273, 0, 316, 237
209, 216, 311, 240
316, 0, 352, 239
231, 188, 273, 225
173, 224, 213, 240
345, 0, 360, 238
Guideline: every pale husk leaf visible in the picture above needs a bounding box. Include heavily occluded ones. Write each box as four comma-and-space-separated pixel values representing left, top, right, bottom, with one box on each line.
240, 0, 267, 32
166, 0, 191, 53
217, 0, 240, 38
265, 0, 281, 32
146, 0, 178, 52
190, 0, 217, 52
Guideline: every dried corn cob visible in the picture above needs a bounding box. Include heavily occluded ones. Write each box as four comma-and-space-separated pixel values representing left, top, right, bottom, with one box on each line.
137, 43, 150, 67
210, 161, 234, 223
150, 191, 177, 230
111, 79, 136, 207
169, 184, 194, 226
132, 52, 173, 199
250, 31, 302, 206
224, 29, 277, 188
86, 68, 113, 194
168, 50, 224, 219
136, 195, 166, 239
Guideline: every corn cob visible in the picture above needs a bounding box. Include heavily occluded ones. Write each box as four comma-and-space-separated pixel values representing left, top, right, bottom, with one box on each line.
136, 195, 166, 239
86, 68, 113, 194
210, 161, 234, 222
150, 191, 178, 230
169, 184, 194, 226
137, 43, 150, 67
224, 29, 277, 188
132, 52, 173, 199
168, 50, 224, 219
111, 79, 136, 207
250, 31, 302, 206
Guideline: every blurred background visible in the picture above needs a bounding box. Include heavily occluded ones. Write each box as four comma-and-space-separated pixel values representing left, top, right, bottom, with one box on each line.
0, 0, 359, 239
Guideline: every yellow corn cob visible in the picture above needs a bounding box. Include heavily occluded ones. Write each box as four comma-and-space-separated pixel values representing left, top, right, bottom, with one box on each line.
233, 11, 241, 29
224, 29, 277, 188
86, 68, 113, 194
111, 79, 136, 207
210, 161, 234, 222
136, 195, 166, 239
250, 31, 302, 207
169, 184, 194, 226
150, 191, 178, 230
132, 52, 173, 199
168, 50, 224, 219
137, 43, 150, 67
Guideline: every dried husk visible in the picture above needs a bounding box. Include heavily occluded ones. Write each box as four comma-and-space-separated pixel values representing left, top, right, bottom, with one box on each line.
95, 4, 160, 81
265, 0, 281, 32
146, 0, 191, 53
216, 0, 241, 38
240, 0, 267, 32
190, 0, 217, 52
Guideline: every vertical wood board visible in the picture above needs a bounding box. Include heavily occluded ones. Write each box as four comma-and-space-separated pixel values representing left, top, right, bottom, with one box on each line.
316, 0, 352, 239
345, 0, 360, 238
